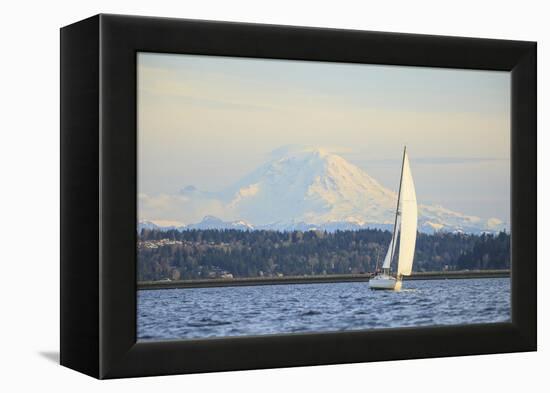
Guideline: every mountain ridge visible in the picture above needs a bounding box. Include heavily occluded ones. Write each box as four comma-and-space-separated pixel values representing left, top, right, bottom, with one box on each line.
140, 146, 505, 234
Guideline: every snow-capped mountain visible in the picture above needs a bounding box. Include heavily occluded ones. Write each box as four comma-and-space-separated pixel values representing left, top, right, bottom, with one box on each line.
185, 216, 254, 231
138, 220, 161, 231
137, 220, 186, 232
223, 147, 397, 227
140, 146, 506, 233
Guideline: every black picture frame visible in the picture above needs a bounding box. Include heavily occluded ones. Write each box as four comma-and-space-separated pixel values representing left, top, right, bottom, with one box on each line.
60, 14, 536, 379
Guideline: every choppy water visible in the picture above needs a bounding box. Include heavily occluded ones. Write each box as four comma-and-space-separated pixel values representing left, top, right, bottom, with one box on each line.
137, 278, 510, 341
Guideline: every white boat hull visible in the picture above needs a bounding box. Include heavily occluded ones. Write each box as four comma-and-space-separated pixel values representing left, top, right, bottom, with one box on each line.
369, 274, 400, 290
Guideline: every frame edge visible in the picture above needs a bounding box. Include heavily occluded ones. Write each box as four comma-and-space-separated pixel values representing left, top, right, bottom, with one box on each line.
60, 15, 101, 379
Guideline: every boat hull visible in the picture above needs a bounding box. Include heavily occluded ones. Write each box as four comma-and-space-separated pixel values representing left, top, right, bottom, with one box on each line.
369, 275, 399, 290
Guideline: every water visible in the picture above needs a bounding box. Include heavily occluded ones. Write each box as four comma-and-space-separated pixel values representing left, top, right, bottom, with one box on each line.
137, 278, 510, 341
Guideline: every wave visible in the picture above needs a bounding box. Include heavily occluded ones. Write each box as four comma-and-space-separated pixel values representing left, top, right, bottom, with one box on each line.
187, 318, 232, 327
300, 310, 322, 316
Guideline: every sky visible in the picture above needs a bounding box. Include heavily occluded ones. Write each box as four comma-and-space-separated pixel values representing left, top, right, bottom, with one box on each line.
138, 52, 510, 224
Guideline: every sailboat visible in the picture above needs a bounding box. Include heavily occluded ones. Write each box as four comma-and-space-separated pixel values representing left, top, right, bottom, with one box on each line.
369, 147, 417, 290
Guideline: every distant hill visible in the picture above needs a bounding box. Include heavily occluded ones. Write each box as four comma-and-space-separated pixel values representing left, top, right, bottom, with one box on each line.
137, 228, 511, 281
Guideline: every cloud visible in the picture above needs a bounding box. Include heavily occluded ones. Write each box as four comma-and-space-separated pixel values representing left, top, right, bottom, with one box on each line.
412, 157, 509, 165
139, 193, 232, 224
354, 156, 508, 168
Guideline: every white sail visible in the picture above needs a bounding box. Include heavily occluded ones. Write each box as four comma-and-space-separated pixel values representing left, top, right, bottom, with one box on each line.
381, 219, 399, 269
397, 151, 417, 276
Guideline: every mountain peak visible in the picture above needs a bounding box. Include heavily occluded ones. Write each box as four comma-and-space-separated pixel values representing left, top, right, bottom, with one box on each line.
224, 146, 397, 226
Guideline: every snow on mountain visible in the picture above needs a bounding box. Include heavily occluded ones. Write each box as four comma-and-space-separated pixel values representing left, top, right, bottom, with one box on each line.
185, 215, 254, 231
222, 147, 397, 227
138, 217, 253, 232
221, 146, 503, 233
141, 146, 505, 233
138, 220, 160, 231
137, 220, 186, 232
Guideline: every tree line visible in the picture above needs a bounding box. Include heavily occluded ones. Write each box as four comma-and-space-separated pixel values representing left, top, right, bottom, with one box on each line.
138, 228, 510, 281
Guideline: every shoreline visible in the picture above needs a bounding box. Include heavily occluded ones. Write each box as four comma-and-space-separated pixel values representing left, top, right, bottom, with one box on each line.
138, 269, 510, 290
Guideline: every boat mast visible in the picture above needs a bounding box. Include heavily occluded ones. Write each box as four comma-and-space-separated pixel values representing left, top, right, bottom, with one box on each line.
387, 146, 407, 275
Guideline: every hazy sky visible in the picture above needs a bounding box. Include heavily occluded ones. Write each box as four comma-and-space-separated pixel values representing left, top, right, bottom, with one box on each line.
138, 52, 510, 223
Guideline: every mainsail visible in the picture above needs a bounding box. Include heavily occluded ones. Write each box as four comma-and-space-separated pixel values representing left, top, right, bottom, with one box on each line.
380, 148, 417, 275
396, 151, 417, 276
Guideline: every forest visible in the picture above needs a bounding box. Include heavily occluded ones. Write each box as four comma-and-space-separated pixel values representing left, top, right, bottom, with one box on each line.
137, 228, 510, 281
